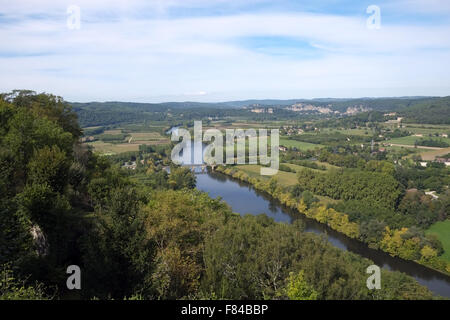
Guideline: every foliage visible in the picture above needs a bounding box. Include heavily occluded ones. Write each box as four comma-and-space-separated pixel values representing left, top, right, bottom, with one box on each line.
285, 270, 318, 300
0, 265, 49, 300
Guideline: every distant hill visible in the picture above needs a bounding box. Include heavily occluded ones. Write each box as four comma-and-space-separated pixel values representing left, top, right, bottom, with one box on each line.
70, 96, 450, 127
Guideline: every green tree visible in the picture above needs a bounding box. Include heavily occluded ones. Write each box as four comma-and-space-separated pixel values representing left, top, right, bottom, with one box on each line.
285, 270, 318, 300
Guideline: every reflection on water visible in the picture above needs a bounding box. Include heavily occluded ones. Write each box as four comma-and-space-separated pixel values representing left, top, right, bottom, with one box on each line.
196, 171, 450, 298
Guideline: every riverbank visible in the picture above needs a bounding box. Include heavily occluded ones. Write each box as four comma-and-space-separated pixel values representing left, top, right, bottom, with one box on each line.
214, 165, 450, 277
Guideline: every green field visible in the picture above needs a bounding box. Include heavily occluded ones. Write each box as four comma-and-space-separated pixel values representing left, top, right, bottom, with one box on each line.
323, 128, 373, 136
387, 135, 450, 146
403, 124, 450, 135
235, 164, 299, 186
284, 161, 338, 171
86, 141, 140, 155
426, 220, 450, 262
86, 135, 169, 155
280, 138, 323, 151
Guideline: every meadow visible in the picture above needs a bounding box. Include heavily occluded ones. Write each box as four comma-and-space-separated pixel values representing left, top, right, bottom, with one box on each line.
86, 141, 140, 155
322, 128, 372, 136
426, 220, 450, 263
386, 135, 450, 146
235, 164, 299, 186
279, 138, 324, 151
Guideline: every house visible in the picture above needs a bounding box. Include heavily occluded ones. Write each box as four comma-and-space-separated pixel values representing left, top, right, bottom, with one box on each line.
279, 146, 288, 152
425, 191, 439, 200
122, 161, 137, 170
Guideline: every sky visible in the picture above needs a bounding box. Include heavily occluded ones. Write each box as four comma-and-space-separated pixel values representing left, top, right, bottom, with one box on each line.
1, 0, 450, 102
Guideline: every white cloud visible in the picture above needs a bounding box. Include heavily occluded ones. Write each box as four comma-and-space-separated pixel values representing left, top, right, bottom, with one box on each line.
0, 1, 449, 101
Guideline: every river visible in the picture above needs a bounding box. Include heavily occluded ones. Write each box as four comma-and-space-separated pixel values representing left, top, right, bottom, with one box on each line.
195, 170, 450, 298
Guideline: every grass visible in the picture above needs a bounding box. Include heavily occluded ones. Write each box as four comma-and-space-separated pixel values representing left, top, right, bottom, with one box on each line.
387, 135, 450, 146
419, 147, 450, 161
86, 141, 140, 155
384, 145, 425, 152
235, 164, 298, 186
403, 123, 450, 135
85, 130, 169, 155
284, 163, 324, 173
130, 132, 168, 142
323, 128, 373, 136
103, 129, 122, 135
426, 220, 450, 263
279, 138, 323, 151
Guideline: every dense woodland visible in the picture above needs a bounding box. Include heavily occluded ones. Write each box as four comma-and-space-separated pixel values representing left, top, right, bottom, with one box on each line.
0, 91, 442, 300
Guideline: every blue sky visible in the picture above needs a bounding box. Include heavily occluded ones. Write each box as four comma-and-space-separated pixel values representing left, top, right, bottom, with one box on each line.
1, 0, 450, 102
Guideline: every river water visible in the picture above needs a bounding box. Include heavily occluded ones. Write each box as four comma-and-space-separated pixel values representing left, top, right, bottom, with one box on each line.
195, 170, 450, 298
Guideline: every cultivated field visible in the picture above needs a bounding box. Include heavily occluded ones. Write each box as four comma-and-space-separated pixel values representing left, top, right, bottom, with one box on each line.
130, 132, 169, 143
86, 141, 140, 155
235, 164, 298, 186
419, 147, 450, 161
84, 126, 170, 155
323, 128, 372, 136
279, 138, 324, 151
386, 135, 450, 146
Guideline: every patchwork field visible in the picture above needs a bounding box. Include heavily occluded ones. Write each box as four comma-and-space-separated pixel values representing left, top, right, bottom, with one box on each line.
85, 130, 170, 155
235, 164, 298, 186
426, 220, 450, 263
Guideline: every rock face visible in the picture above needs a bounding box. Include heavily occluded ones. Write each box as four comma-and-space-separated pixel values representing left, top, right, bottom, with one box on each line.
30, 225, 49, 257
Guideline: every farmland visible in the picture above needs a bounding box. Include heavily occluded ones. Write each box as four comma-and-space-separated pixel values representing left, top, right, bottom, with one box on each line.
279, 138, 324, 151
386, 135, 450, 146
83, 126, 170, 155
